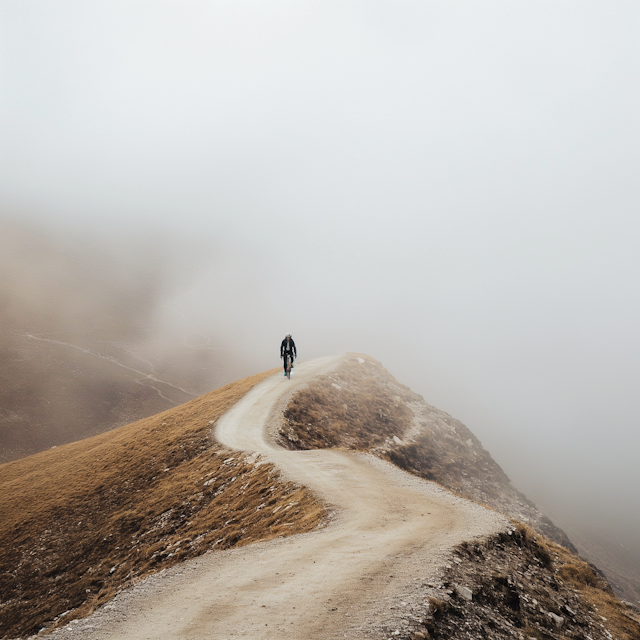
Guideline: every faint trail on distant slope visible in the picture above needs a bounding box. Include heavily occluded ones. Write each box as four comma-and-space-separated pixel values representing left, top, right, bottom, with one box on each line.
24, 333, 196, 403
69, 355, 509, 640
161, 300, 247, 353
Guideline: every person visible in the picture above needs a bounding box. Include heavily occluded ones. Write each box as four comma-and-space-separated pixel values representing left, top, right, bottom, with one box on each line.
280, 333, 297, 376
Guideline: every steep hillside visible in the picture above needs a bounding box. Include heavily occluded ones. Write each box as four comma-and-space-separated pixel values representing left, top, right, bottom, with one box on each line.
376, 524, 640, 640
3, 355, 638, 640
563, 523, 640, 609
0, 369, 324, 640
278, 354, 573, 549
0, 220, 245, 463
276, 354, 640, 637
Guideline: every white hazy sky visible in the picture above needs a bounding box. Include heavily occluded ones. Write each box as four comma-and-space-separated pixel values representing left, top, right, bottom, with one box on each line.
1, 1, 639, 563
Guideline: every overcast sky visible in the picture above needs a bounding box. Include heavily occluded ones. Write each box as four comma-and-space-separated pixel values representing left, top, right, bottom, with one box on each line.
1, 1, 639, 564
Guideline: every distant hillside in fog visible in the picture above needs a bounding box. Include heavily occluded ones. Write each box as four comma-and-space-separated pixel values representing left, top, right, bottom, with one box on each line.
0, 219, 246, 462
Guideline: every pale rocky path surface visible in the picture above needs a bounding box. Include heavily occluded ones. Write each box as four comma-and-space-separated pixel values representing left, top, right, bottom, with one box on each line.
45, 356, 509, 640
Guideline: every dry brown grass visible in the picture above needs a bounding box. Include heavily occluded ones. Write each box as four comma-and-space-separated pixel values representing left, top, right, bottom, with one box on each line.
0, 368, 325, 640
513, 522, 640, 640
280, 355, 413, 451
553, 543, 640, 639
513, 522, 554, 568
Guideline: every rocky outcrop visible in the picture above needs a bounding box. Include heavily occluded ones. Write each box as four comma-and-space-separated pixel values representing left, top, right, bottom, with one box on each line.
374, 525, 640, 640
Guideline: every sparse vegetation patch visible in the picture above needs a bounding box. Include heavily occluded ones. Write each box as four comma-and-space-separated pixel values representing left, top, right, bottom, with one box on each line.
381, 524, 640, 640
0, 369, 325, 639
280, 356, 413, 451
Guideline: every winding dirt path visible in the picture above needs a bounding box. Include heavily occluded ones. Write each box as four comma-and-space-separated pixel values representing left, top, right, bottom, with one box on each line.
51, 356, 508, 640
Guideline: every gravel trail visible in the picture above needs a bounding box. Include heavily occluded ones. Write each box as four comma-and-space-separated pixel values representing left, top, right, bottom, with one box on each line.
45, 356, 508, 640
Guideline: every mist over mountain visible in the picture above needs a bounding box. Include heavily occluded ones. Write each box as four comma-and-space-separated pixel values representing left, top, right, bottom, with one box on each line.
1, 208, 639, 606
2, 354, 639, 640
1, 0, 639, 616
0, 217, 253, 462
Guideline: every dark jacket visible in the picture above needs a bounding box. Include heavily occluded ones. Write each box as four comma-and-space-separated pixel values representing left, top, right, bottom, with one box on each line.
280, 338, 297, 358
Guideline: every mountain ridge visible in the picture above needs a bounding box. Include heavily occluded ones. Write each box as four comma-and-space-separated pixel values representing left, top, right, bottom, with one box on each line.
0, 368, 324, 639
1, 355, 638, 640
278, 354, 575, 550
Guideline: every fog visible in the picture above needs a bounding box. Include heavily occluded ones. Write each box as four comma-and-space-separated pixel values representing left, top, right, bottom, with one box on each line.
1, 1, 639, 594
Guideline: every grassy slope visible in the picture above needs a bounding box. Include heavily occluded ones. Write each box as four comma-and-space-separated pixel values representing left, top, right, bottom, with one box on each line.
0, 368, 324, 640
